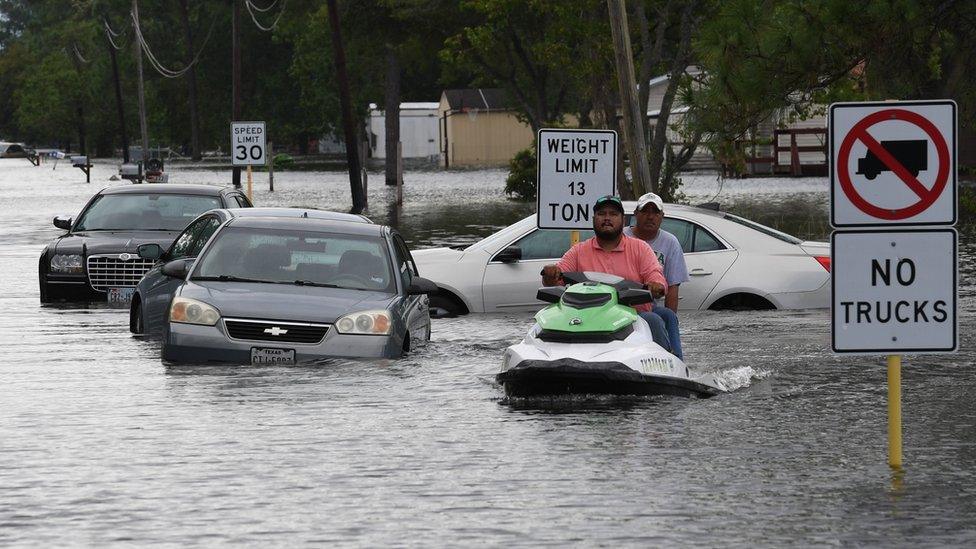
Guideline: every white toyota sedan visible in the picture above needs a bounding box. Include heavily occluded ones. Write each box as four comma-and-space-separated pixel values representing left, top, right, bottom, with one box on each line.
412, 202, 831, 316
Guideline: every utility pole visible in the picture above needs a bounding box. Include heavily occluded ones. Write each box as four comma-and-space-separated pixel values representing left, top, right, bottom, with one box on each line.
132, 0, 150, 162
232, 0, 242, 187
106, 34, 130, 163
608, 0, 652, 197
326, 0, 366, 213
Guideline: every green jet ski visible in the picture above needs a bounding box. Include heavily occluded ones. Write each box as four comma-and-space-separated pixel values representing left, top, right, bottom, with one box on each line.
497, 272, 727, 398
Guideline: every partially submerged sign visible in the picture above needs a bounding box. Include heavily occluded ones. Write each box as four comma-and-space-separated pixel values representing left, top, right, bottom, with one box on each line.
536, 129, 617, 229
231, 121, 267, 166
831, 229, 957, 353
830, 101, 956, 227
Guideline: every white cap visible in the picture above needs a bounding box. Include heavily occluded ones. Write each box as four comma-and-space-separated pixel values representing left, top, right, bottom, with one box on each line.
635, 192, 664, 213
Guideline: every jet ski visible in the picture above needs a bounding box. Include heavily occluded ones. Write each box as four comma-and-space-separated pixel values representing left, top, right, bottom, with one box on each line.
498, 272, 726, 398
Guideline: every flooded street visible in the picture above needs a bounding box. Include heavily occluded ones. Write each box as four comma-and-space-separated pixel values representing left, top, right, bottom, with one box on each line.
2, 158, 975, 545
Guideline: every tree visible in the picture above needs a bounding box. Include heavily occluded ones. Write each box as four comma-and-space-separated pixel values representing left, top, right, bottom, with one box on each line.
685, 0, 976, 170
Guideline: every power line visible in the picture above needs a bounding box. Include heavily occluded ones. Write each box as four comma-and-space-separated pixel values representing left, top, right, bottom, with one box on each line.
245, 0, 287, 32
130, 8, 216, 79
248, 0, 280, 13
104, 19, 125, 50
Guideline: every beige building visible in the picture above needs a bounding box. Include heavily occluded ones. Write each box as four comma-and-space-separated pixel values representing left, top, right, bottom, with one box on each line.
438, 89, 534, 168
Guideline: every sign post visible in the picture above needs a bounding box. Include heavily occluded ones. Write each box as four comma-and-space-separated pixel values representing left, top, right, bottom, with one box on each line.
231, 121, 267, 202
829, 100, 958, 470
536, 129, 617, 233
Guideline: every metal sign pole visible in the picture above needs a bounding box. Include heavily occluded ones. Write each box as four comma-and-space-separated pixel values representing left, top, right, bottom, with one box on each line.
888, 354, 903, 469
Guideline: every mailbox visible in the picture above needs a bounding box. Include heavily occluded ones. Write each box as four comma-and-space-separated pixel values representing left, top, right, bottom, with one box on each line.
71, 155, 89, 167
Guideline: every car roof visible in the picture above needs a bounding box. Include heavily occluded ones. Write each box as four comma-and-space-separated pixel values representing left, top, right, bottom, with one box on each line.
99, 183, 232, 196
228, 207, 372, 223
225, 215, 389, 236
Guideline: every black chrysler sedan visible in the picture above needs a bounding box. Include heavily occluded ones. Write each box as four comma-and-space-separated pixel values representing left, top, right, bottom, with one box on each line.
39, 183, 252, 303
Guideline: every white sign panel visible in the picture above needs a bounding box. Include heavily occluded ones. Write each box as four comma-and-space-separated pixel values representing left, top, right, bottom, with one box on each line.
536, 129, 617, 229
832, 229, 957, 354
231, 121, 267, 166
830, 100, 956, 227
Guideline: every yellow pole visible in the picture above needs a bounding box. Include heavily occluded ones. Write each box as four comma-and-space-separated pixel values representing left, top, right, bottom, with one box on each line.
571, 230, 580, 246
246, 164, 253, 203
888, 354, 903, 469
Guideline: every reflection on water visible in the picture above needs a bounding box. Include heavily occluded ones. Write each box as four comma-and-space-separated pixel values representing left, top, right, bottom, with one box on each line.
2, 158, 975, 546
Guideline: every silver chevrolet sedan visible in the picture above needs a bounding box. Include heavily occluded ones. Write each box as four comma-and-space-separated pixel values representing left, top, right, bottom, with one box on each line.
146, 216, 436, 364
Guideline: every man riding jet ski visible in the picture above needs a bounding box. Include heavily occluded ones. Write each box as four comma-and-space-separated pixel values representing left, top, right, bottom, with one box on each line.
498, 272, 726, 398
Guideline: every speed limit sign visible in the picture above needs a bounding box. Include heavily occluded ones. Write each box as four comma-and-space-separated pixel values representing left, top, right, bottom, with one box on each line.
231, 121, 266, 166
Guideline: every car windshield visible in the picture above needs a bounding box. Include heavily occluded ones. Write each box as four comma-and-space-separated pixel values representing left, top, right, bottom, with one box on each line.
74, 193, 221, 231
192, 226, 395, 293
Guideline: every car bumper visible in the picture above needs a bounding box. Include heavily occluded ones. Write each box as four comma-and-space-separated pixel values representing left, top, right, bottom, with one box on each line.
162, 320, 404, 363
41, 274, 105, 301
768, 279, 830, 310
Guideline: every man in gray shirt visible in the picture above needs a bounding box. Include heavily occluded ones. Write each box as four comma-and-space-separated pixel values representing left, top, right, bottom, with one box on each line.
624, 192, 690, 359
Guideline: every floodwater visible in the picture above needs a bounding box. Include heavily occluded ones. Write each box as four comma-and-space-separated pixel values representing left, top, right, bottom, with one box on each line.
1, 158, 974, 546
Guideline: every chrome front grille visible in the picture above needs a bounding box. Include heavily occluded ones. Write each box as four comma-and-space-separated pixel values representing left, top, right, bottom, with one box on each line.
224, 318, 330, 344
87, 254, 155, 291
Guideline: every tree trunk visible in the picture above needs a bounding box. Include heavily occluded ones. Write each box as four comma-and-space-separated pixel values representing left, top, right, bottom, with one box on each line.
106, 34, 129, 162
178, 0, 202, 160
326, 0, 366, 213
384, 46, 400, 186
647, 1, 696, 191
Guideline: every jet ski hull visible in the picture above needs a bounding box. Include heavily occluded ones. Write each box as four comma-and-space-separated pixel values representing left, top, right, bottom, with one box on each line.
497, 358, 723, 398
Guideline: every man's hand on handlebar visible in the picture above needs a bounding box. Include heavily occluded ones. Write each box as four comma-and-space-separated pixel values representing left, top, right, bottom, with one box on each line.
541, 264, 562, 286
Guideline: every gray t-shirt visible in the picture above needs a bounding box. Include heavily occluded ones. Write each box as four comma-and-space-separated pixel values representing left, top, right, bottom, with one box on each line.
624, 227, 689, 305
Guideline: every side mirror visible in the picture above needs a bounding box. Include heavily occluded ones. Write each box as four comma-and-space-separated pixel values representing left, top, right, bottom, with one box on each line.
407, 276, 439, 295
161, 259, 191, 279
138, 243, 164, 261
537, 286, 566, 304
53, 216, 72, 230
493, 246, 522, 263
617, 288, 653, 307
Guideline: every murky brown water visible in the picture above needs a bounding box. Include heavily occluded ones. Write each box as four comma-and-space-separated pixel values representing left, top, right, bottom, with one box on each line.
1, 158, 974, 546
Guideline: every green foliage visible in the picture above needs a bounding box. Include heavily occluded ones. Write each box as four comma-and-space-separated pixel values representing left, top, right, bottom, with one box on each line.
273, 152, 294, 169
686, 0, 976, 165
505, 146, 537, 201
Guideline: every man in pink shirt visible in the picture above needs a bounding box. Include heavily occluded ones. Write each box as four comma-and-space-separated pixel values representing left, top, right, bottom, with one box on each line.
541, 195, 673, 353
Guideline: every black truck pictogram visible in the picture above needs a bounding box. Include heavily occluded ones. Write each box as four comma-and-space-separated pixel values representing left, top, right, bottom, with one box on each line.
856, 139, 927, 180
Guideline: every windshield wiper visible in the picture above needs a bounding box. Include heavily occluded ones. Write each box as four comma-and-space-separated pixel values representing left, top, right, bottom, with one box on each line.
193, 275, 275, 284
290, 280, 342, 288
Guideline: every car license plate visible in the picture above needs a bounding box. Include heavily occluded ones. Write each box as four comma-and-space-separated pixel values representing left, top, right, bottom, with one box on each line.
107, 287, 135, 304
251, 347, 296, 365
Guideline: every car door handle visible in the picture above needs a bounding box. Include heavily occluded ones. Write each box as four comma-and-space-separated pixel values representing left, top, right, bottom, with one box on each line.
689, 268, 712, 276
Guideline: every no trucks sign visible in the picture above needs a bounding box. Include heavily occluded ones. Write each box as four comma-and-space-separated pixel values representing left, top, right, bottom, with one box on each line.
830, 101, 956, 227
537, 129, 617, 229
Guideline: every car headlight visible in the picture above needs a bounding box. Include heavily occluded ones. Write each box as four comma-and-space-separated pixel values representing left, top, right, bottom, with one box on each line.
334, 310, 391, 335
169, 297, 220, 326
50, 254, 83, 274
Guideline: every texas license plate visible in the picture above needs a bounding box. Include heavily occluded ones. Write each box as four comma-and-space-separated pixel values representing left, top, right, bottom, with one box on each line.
107, 287, 135, 304
251, 347, 296, 365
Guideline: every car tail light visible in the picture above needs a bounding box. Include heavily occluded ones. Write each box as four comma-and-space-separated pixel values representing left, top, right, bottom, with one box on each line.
814, 256, 831, 272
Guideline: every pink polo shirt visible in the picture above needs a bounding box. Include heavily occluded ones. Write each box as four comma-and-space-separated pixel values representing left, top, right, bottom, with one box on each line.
557, 235, 667, 312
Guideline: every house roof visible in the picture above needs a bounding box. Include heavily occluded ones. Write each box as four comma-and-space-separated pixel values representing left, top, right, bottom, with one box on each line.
441, 88, 512, 111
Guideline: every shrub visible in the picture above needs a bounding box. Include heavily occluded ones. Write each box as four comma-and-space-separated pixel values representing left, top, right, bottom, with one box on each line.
272, 153, 294, 170
505, 146, 537, 201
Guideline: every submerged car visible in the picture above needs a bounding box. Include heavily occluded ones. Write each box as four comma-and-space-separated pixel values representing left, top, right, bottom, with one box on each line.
412, 202, 831, 315
130, 207, 372, 335
146, 216, 436, 363
39, 184, 252, 303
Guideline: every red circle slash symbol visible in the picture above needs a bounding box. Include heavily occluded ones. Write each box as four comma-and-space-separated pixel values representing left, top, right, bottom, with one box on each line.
837, 109, 950, 220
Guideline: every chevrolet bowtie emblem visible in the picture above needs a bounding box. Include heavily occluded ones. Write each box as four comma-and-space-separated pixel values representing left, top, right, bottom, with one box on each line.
264, 327, 288, 336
